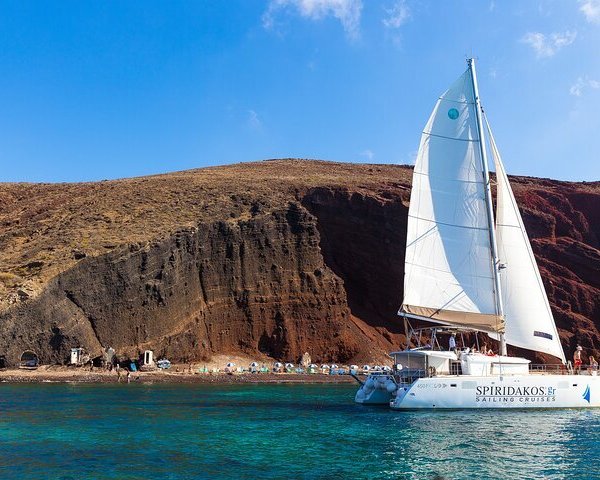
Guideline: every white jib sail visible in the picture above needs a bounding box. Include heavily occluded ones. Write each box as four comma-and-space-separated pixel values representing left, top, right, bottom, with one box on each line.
401, 69, 502, 333
486, 117, 566, 362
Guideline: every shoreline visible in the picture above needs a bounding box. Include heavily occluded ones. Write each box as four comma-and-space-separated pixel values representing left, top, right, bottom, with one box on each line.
0, 367, 359, 385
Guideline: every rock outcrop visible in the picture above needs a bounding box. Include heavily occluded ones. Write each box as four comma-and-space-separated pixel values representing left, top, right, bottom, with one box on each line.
0, 160, 598, 364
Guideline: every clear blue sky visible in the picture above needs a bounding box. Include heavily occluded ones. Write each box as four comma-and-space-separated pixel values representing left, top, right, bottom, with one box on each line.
1, 0, 599, 182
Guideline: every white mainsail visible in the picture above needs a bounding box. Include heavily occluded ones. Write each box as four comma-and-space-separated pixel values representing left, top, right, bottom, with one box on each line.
486, 118, 566, 362
400, 68, 503, 333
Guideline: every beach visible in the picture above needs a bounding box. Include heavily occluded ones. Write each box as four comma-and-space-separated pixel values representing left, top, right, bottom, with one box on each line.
0, 365, 357, 384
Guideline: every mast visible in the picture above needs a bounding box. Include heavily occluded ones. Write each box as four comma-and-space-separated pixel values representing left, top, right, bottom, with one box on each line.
467, 58, 507, 355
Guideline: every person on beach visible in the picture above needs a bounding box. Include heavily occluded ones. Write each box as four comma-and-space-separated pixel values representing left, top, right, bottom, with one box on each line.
574, 346, 583, 374
127, 370, 131, 383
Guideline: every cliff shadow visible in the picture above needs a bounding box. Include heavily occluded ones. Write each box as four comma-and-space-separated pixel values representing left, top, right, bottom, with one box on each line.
302, 187, 408, 335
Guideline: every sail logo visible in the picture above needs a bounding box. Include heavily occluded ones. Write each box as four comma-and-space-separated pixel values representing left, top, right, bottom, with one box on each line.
533, 331, 553, 340
583, 385, 591, 404
447, 108, 459, 120
475, 385, 557, 403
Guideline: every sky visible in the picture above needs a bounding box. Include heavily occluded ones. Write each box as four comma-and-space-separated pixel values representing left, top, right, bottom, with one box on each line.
1, 0, 599, 183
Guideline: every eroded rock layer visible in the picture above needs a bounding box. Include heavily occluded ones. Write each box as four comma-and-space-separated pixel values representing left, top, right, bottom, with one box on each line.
0, 160, 598, 364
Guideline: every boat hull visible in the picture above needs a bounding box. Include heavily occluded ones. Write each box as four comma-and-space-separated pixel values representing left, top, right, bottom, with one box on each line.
390, 374, 600, 409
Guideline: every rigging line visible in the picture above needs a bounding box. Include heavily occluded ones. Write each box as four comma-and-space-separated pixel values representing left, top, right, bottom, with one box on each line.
437, 97, 476, 105
496, 223, 521, 228
412, 170, 485, 184
406, 261, 495, 280
407, 214, 489, 231
429, 289, 467, 318
405, 223, 436, 249
422, 131, 480, 143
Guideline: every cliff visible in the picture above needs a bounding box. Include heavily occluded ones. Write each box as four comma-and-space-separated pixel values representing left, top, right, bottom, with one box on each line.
0, 160, 598, 365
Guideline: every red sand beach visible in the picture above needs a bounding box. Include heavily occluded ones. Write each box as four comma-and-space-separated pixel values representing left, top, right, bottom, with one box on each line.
0, 365, 358, 384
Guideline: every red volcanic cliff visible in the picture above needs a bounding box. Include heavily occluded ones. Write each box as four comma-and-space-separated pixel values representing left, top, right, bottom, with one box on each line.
0, 160, 598, 365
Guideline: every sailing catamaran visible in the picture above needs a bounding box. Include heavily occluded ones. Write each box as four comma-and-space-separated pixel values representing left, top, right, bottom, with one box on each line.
355, 58, 599, 409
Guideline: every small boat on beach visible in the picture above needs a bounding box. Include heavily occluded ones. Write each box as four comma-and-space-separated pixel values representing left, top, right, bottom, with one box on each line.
355, 58, 600, 409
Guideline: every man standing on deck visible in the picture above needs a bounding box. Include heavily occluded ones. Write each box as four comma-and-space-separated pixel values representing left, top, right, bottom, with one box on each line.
449, 333, 456, 352
574, 345, 583, 374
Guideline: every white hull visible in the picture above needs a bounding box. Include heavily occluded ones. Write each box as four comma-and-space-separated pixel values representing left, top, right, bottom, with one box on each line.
390, 374, 600, 410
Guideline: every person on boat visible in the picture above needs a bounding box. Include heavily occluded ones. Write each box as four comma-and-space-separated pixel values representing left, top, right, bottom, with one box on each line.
574, 346, 583, 374
589, 356, 598, 375
448, 333, 456, 352
481, 344, 494, 356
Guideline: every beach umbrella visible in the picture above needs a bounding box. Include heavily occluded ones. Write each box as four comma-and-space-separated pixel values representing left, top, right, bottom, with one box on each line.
285, 363, 294, 368
382, 366, 392, 372
321, 364, 329, 369
330, 364, 338, 369
362, 365, 371, 371
350, 365, 359, 370
250, 362, 259, 367
274, 362, 283, 368
226, 362, 235, 368
157, 359, 171, 369
309, 364, 318, 368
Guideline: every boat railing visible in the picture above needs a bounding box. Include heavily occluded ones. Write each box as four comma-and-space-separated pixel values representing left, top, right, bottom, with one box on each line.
529, 363, 566, 374
529, 363, 599, 375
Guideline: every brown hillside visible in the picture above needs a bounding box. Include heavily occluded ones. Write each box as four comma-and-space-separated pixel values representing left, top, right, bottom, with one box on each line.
0, 159, 598, 365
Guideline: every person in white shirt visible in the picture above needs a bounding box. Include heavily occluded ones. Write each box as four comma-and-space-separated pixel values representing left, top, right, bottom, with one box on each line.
449, 333, 456, 351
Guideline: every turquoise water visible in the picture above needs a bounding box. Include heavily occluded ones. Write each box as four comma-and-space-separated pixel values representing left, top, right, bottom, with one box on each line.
1, 383, 599, 479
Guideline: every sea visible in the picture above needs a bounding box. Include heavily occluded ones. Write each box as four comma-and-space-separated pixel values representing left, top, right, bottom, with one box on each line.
1, 382, 599, 480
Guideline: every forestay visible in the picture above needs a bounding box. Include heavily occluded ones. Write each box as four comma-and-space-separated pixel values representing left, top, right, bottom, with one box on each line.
400, 69, 503, 333
486, 118, 566, 362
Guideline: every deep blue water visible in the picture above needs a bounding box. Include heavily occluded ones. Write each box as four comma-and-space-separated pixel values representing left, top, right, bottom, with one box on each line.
1, 382, 599, 479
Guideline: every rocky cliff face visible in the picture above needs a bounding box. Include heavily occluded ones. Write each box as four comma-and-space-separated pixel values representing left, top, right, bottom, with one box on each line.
0, 160, 598, 365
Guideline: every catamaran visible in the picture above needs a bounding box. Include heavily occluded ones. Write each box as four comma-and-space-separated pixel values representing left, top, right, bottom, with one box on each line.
355, 58, 599, 409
